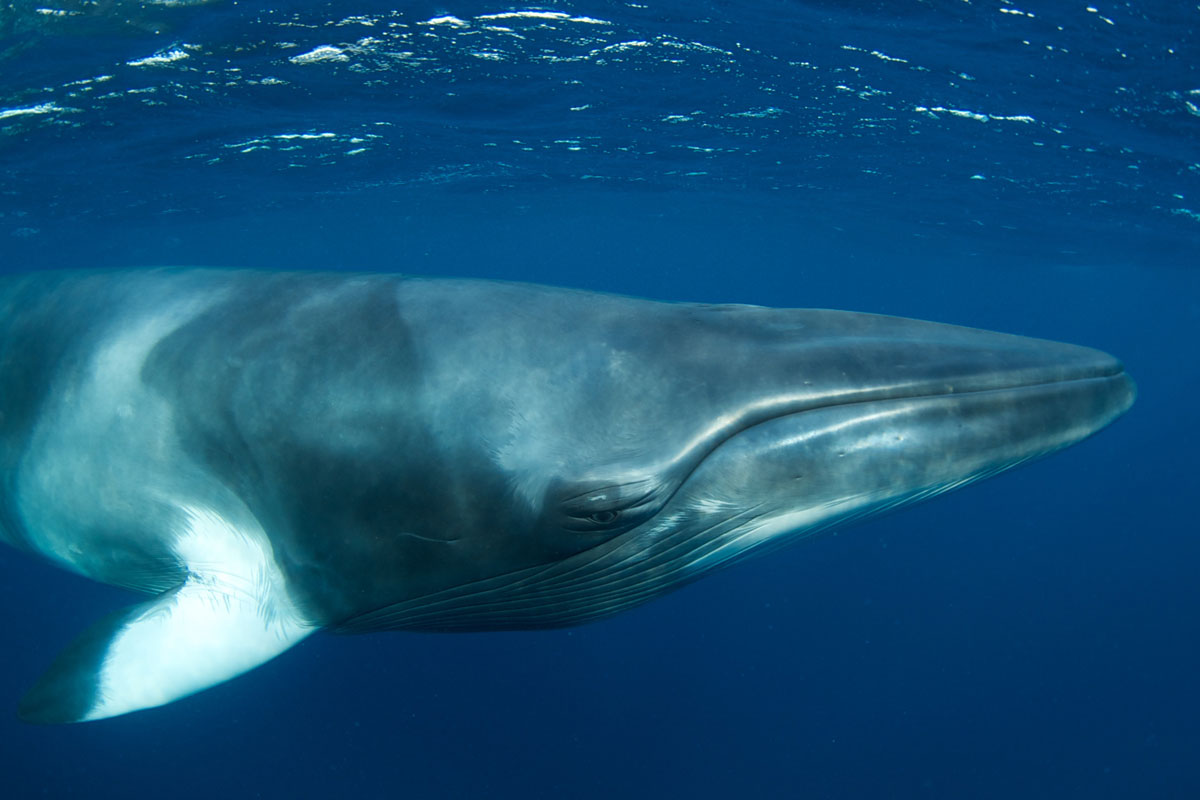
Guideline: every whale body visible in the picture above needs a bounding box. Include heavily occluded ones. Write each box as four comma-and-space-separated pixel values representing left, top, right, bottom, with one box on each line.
0, 269, 1134, 722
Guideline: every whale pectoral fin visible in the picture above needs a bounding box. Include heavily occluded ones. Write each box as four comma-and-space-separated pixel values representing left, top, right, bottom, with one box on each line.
20, 507, 314, 724
20, 577, 314, 724
20, 578, 314, 724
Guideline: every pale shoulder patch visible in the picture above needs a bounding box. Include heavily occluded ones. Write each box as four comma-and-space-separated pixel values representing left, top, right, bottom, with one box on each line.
20, 506, 313, 723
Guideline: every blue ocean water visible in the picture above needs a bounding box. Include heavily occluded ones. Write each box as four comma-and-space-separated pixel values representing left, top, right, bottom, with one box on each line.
0, 1, 1197, 797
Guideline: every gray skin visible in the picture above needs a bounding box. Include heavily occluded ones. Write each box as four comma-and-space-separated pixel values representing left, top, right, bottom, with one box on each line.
0, 269, 1134, 720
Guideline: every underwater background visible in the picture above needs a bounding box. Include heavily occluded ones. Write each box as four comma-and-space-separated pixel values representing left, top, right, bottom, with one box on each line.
1, 1, 1197, 797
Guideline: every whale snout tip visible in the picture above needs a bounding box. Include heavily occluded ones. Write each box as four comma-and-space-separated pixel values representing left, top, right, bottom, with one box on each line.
1076, 343, 1135, 417
1112, 366, 1137, 416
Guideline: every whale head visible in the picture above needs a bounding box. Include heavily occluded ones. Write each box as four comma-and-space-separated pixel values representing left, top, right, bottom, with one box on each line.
324, 279, 1134, 632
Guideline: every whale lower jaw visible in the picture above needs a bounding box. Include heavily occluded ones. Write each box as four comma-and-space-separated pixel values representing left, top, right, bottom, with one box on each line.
335, 371, 1136, 635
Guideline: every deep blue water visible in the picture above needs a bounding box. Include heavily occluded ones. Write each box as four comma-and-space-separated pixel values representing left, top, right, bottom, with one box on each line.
1, 1, 1197, 798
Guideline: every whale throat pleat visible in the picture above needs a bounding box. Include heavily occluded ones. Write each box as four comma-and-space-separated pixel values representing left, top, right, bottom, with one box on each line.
19, 506, 313, 724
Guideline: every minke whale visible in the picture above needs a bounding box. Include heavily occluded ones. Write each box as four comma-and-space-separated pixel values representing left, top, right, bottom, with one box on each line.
0, 269, 1134, 723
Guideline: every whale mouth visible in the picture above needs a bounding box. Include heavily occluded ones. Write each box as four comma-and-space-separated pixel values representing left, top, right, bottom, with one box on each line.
735, 362, 1135, 447
672, 346, 1134, 504
702, 361, 1136, 486
677, 362, 1136, 557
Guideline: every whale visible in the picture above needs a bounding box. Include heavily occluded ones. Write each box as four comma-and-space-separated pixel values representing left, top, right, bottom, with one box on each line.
0, 269, 1134, 723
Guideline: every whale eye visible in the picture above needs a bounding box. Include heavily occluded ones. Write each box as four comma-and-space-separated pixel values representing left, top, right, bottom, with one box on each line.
553, 479, 665, 534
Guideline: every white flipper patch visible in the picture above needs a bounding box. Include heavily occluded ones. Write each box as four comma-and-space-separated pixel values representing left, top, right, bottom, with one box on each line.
82, 506, 313, 721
